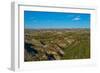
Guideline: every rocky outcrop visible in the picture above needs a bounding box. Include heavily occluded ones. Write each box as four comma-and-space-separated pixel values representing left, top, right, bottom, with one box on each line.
24, 29, 90, 61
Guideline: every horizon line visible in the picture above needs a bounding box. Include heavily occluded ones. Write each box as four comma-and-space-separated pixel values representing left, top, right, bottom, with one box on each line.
24, 27, 90, 30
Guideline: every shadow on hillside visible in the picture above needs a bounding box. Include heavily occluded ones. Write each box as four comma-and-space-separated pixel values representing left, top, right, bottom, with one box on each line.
24, 42, 38, 56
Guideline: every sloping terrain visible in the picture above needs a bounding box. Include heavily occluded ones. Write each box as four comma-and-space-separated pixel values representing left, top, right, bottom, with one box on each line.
24, 29, 90, 61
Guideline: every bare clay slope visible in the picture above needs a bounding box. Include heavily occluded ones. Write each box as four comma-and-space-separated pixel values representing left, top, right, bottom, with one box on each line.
24, 29, 90, 61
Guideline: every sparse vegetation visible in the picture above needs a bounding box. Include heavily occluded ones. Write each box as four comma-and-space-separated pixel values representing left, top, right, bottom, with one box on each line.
24, 28, 90, 61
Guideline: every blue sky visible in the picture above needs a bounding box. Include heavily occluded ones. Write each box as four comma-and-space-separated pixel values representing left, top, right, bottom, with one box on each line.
24, 11, 90, 29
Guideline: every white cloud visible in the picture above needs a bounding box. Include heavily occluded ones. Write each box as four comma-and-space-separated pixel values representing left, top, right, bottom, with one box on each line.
72, 16, 80, 21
